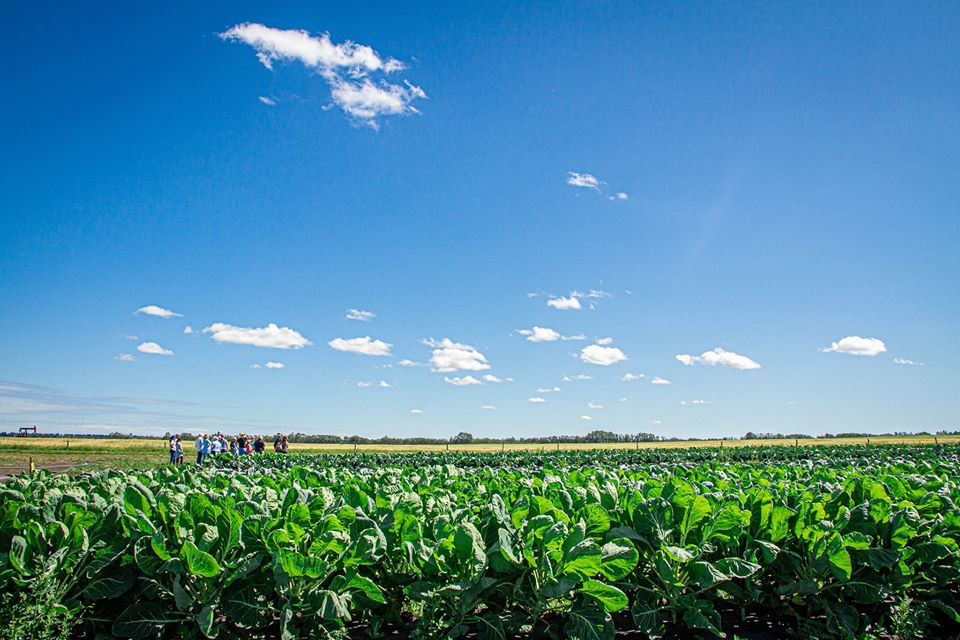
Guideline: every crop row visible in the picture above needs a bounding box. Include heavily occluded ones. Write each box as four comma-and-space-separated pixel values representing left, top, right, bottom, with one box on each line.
1, 445, 959, 639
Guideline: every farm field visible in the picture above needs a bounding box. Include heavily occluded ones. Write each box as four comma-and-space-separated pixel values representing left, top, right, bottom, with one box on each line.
2, 434, 959, 476
1, 445, 959, 639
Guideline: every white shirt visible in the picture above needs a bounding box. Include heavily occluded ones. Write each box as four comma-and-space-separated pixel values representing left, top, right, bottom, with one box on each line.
195, 437, 203, 451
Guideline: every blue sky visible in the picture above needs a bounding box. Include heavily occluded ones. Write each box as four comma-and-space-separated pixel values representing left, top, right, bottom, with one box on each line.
1, 2, 958, 438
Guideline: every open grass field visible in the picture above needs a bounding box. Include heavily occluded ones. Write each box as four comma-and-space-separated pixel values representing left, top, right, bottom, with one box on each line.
1, 433, 958, 476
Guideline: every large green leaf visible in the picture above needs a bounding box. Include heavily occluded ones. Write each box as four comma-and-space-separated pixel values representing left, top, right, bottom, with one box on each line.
112, 602, 182, 640
599, 538, 639, 581
581, 579, 628, 612
181, 540, 221, 578
563, 540, 602, 579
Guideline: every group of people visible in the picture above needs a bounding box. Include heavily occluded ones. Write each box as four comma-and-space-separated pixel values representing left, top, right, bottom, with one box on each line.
167, 432, 290, 466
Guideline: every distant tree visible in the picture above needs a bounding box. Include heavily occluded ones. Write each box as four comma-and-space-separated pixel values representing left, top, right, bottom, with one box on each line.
452, 432, 474, 444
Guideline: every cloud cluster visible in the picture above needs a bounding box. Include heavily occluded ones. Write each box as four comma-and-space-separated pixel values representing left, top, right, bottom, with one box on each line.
894, 358, 923, 366
516, 327, 585, 342
346, 308, 375, 321
676, 347, 760, 370
562, 374, 592, 382
821, 336, 887, 357
423, 338, 490, 372
329, 336, 392, 356
565, 171, 628, 200
220, 23, 425, 129
204, 323, 312, 349
137, 305, 182, 319
137, 342, 173, 356
580, 344, 628, 366
444, 376, 482, 386
115, 353, 136, 362
622, 373, 645, 381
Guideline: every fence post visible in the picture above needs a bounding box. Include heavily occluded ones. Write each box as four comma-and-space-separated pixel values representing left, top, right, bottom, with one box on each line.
353, 443, 357, 453
66, 440, 70, 449
29, 457, 34, 476
935, 436, 939, 445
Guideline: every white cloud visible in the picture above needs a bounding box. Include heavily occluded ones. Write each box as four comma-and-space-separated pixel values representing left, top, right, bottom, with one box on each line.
587, 402, 603, 409
423, 338, 490, 372
566, 172, 600, 190
580, 344, 627, 366
536, 386, 561, 393
258, 95, 277, 106
220, 23, 424, 129
357, 381, 371, 387
610, 192, 629, 201
580, 415, 593, 421
483, 374, 511, 383
821, 336, 887, 357
265, 361, 284, 369
136, 305, 182, 319
596, 337, 614, 345
562, 374, 592, 382
346, 308, 376, 321
528, 396, 546, 403
410, 409, 423, 415
653, 420, 662, 425
137, 342, 173, 356
445, 375, 482, 386
359, 379, 391, 388
204, 322, 312, 349
328, 336, 392, 356
894, 358, 923, 366
397, 359, 423, 367
378, 380, 392, 388
114, 353, 136, 362
622, 373, 645, 381
250, 364, 262, 369
619, 397, 627, 402
650, 376, 671, 385
547, 295, 582, 310
183, 326, 195, 335
680, 399, 709, 406
480, 404, 497, 410
675, 347, 761, 370
517, 326, 559, 342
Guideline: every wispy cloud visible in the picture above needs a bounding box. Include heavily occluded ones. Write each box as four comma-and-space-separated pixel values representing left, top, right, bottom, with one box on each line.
444, 375, 482, 386
397, 359, 424, 367
265, 361, 284, 369
483, 374, 511, 383
137, 342, 173, 356
259, 95, 277, 106
580, 415, 593, 421
894, 358, 923, 366
357, 380, 392, 388
622, 373, 645, 381
566, 172, 600, 190
587, 402, 603, 409
820, 336, 886, 357
676, 347, 760, 370
220, 23, 425, 129
528, 396, 546, 403
480, 404, 497, 410
204, 322, 312, 349
346, 308, 376, 321
651, 376, 671, 385
328, 336, 392, 356
423, 338, 490, 372
183, 326, 195, 335
562, 374, 592, 382
136, 305, 182, 319
565, 172, 628, 200
115, 353, 136, 362
410, 409, 423, 414
580, 344, 627, 366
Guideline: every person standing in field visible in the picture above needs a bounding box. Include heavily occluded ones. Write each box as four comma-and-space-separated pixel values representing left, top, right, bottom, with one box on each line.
237, 434, 247, 455
230, 437, 239, 455
210, 435, 222, 456
175, 437, 184, 465
202, 434, 211, 464
195, 434, 204, 465
169, 435, 178, 464
280, 435, 289, 454
254, 435, 265, 454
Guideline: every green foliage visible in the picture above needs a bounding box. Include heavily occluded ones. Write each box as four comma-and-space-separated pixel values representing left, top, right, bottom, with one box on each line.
0, 444, 959, 639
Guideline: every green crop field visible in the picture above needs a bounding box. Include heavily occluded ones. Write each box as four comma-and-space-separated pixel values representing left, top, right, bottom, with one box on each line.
1, 444, 959, 639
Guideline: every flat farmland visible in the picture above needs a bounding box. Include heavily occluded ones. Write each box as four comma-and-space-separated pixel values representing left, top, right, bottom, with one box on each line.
1, 434, 958, 476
